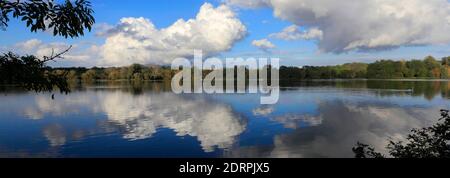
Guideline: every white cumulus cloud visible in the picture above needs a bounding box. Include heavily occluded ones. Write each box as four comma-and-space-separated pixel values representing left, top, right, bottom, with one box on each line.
229, 0, 450, 53
252, 38, 276, 51
2, 3, 246, 67
270, 25, 323, 40
98, 3, 247, 66
15, 39, 43, 51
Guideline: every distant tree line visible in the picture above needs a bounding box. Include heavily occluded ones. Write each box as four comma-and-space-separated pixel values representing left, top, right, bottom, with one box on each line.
367, 56, 450, 79
53, 64, 178, 82
280, 62, 368, 79
281, 56, 450, 80
49, 56, 450, 82
4, 55, 449, 87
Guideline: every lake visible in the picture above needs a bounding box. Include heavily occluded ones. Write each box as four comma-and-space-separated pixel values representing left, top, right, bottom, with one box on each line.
1, 80, 449, 158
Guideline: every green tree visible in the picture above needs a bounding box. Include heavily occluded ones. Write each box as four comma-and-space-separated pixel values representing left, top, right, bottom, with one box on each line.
406, 60, 428, 78
441, 56, 450, 79
442, 56, 450, 66
440, 66, 448, 79
394, 61, 408, 78
337, 63, 368, 79
424, 56, 441, 78
367, 60, 396, 79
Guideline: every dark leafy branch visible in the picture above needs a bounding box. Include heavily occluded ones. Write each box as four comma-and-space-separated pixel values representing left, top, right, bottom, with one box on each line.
0, 0, 95, 38
352, 142, 384, 158
353, 109, 450, 158
0, 50, 71, 94
1, 0, 94, 94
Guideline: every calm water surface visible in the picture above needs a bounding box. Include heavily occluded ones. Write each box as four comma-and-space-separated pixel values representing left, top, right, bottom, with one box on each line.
1, 80, 449, 158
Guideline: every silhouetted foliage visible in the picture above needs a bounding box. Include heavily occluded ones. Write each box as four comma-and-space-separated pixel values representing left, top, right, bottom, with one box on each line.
353, 142, 384, 158
353, 109, 450, 158
0, 0, 94, 93
0, 52, 70, 93
0, 0, 95, 38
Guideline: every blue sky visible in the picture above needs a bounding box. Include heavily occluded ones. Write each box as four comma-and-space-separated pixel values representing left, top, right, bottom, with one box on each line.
1, 0, 450, 67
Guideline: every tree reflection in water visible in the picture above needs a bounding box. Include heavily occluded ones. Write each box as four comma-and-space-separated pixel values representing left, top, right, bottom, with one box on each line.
354, 109, 450, 158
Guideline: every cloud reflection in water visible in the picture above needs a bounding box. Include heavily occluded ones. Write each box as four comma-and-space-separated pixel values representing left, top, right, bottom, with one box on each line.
226, 100, 440, 158
21, 91, 246, 153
